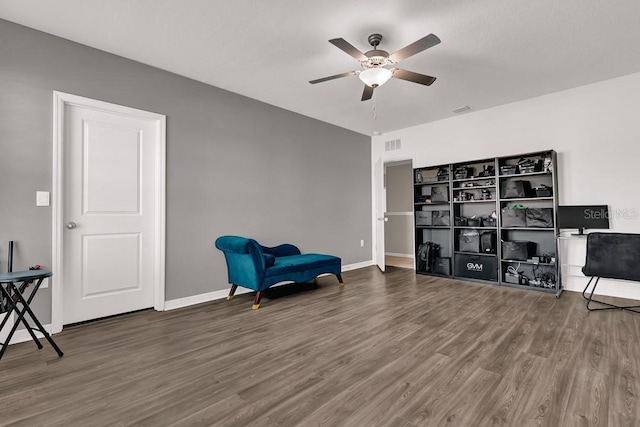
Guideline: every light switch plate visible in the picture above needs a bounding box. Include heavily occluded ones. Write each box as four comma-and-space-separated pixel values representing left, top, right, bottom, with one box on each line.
36, 191, 50, 207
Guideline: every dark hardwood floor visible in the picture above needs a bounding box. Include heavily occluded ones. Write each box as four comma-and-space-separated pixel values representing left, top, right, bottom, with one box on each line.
1, 266, 639, 426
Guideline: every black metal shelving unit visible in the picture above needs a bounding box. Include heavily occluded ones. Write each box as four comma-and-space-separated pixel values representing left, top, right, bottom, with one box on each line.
413, 150, 561, 297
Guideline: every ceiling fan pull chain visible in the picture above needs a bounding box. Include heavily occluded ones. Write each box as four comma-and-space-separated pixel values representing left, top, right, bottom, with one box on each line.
372, 91, 377, 120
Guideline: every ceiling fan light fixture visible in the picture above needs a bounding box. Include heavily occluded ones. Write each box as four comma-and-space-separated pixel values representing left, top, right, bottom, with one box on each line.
358, 67, 393, 88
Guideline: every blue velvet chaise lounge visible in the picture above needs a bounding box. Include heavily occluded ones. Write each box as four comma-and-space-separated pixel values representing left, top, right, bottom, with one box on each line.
215, 235, 343, 309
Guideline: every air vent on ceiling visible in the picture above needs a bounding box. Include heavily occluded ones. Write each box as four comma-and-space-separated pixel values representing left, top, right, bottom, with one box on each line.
451, 105, 471, 114
385, 139, 401, 151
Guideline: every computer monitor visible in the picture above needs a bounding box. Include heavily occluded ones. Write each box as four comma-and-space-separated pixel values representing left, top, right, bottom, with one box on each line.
557, 205, 610, 235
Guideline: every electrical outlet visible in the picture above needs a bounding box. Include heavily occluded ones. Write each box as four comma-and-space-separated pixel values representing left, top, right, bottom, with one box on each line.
360, 240, 365, 247
36, 191, 50, 207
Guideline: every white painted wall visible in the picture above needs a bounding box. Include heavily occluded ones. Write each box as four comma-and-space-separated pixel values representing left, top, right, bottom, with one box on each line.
372, 71, 640, 299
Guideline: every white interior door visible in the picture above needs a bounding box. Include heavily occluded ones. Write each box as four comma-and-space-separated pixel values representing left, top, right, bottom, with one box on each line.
375, 158, 386, 272
61, 100, 161, 325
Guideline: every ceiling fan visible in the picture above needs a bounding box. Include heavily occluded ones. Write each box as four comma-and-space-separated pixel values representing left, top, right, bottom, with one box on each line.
309, 33, 441, 101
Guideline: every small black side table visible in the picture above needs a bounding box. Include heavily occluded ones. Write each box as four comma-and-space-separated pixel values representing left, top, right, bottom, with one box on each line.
0, 270, 64, 360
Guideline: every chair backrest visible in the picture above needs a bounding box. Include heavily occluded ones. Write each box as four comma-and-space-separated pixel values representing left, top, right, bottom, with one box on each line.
215, 235, 265, 290
583, 232, 640, 282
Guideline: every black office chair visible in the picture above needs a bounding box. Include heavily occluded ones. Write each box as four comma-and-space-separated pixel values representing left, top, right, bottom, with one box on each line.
582, 232, 640, 313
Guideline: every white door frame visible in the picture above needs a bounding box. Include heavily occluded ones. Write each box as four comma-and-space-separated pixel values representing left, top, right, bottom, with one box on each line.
51, 91, 166, 333
374, 157, 385, 272
374, 152, 416, 269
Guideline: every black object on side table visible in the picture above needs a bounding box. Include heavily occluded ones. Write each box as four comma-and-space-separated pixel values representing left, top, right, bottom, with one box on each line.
0, 270, 64, 360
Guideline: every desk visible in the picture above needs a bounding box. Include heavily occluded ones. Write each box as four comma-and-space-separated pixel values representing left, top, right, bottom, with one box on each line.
0, 270, 63, 360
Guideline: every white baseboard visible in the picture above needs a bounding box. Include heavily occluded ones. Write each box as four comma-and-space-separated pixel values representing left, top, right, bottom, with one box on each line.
562, 276, 640, 301
164, 280, 301, 311
342, 260, 374, 271
164, 260, 374, 311
3, 322, 54, 346
385, 252, 414, 258
164, 287, 253, 311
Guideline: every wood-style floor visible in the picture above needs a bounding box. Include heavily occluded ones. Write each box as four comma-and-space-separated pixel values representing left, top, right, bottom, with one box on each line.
1, 266, 639, 426
385, 255, 414, 269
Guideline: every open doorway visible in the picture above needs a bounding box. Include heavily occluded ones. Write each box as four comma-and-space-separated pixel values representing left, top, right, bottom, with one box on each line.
384, 161, 414, 269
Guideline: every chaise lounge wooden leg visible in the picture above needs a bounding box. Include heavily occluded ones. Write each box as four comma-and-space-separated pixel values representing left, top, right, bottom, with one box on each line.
337, 274, 344, 286
252, 291, 263, 310
227, 284, 238, 301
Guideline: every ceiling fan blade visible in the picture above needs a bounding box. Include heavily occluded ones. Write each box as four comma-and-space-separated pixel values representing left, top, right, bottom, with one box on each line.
309, 70, 358, 84
389, 34, 441, 62
329, 38, 368, 61
393, 69, 437, 86
361, 85, 374, 101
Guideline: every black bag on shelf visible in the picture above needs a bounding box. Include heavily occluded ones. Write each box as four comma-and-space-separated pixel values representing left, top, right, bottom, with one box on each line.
501, 180, 532, 198
437, 167, 449, 181
415, 211, 432, 226
517, 158, 542, 173
455, 216, 468, 226
482, 216, 497, 227
480, 231, 497, 254
502, 241, 536, 261
417, 241, 440, 272
454, 253, 498, 281
534, 185, 553, 197
459, 229, 480, 253
431, 186, 449, 202
432, 257, 451, 275
432, 210, 450, 226
525, 208, 554, 228
467, 217, 483, 227
500, 165, 519, 175
501, 208, 527, 227
454, 166, 474, 180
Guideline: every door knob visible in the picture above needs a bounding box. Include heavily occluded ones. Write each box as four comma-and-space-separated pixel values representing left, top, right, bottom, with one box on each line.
65, 222, 77, 230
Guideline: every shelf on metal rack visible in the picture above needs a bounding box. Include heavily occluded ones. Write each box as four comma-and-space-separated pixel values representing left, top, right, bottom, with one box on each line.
499, 171, 552, 179
454, 251, 497, 257
501, 259, 556, 266
453, 199, 496, 204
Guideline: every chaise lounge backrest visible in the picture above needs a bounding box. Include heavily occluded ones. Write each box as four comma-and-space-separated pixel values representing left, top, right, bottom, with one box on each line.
215, 236, 265, 290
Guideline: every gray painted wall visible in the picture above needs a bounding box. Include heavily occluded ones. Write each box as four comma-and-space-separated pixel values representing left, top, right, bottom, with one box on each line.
384, 217, 414, 256
384, 163, 413, 255
0, 19, 371, 321
385, 163, 412, 212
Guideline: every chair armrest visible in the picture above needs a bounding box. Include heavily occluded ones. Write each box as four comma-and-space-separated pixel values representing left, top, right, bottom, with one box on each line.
261, 243, 301, 258
215, 236, 266, 289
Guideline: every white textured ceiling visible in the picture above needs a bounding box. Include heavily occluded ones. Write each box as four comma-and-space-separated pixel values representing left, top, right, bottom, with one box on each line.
2, 0, 640, 136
